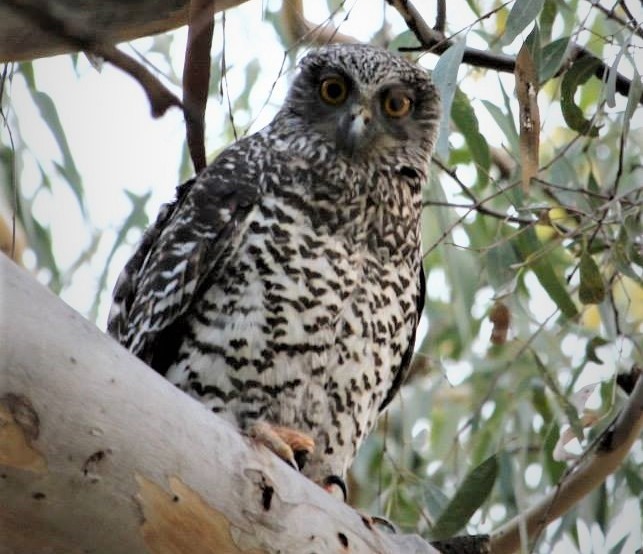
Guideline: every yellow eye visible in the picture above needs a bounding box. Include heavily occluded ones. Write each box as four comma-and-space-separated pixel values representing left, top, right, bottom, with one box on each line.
383, 90, 412, 118
320, 76, 348, 105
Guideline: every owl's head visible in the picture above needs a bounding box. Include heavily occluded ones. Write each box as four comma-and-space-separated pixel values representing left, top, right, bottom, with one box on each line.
284, 44, 440, 164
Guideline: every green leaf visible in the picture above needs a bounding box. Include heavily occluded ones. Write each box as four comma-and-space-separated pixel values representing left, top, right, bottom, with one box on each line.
524, 24, 541, 77
539, 0, 557, 40
560, 55, 602, 136
540, 37, 570, 81
433, 38, 467, 160
27, 88, 86, 215
451, 88, 491, 188
88, 190, 151, 322
579, 250, 606, 304
503, 0, 545, 45
431, 455, 498, 539
486, 240, 519, 295
609, 536, 629, 554
623, 67, 642, 138
514, 227, 579, 319
585, 336, 608, 364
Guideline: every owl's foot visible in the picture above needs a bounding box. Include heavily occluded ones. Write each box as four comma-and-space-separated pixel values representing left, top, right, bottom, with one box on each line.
248, 421, 315, 471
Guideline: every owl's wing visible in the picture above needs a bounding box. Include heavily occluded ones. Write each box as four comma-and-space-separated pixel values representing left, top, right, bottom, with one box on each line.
107, 155, 260, 371
378, 266, 425, 412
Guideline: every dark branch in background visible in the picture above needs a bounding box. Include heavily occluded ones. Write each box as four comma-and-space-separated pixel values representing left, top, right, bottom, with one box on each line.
386, 0, 643, 105
585, 0, 643, 40
3, 0, 182, 117
183, 0, 216, 172
434, 0, 446, 34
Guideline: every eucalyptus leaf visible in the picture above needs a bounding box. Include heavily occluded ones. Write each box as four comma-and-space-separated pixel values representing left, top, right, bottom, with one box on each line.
503, 0, 545, 45
560, 55, 602, 136
433, 38, 467, 160
430, 455, 499, 540
451, 88, 490, 188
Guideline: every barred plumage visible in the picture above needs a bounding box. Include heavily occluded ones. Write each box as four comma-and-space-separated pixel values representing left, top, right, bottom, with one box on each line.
108, 44, 440, 485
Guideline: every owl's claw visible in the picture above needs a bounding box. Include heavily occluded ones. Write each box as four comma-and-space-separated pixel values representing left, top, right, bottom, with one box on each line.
323, 474, 348, 501
248, 421, 315, 471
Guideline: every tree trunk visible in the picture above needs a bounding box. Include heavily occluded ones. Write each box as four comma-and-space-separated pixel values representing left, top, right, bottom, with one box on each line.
0, 254, 438, 553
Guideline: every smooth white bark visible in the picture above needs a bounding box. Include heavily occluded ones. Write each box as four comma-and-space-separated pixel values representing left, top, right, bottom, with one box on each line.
0, 0, 250, 62
0, 255, 437, 553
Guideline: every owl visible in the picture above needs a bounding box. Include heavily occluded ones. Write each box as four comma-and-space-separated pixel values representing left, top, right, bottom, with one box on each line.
108, 43, 440, 493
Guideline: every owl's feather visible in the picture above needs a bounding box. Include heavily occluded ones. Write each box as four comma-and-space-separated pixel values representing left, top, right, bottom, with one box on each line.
109, 44, 440, 483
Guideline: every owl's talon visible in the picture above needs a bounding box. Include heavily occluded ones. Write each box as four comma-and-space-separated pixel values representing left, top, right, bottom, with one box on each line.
248, 421, 314, 471
323, 474, 348, 501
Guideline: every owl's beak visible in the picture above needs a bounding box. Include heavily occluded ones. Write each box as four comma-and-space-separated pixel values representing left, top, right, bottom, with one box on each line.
338, 106, 373, 156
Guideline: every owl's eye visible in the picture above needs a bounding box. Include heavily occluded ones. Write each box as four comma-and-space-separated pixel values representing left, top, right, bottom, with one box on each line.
320, 76, 349, 105
382, 90, 413, 118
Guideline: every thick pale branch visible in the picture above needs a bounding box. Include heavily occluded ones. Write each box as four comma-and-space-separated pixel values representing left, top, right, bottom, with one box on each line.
0, 0, 249, 62
0, 254, 438, 553
3, 0, 182, 118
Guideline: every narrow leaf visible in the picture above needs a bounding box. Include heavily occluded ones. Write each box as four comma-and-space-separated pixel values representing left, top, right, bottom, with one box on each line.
515, 227, 579, 319
540, 37, 570, 81
579, 251, 606, 304
431, 455, 498, 539
560, 55, 602, 136
585, 336, 608, 364
515, 41, 540, 192
503, 0, 545, 45
451, 88, 491, 188
486, 240, 519, 295
433, 38, 467, 160
28, 89, 86, 215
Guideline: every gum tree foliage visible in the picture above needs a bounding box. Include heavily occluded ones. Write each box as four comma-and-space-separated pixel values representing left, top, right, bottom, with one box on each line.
1, 1, 641, 552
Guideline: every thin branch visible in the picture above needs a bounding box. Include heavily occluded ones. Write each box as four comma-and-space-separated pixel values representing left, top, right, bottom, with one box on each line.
584, 0, 643, 40
434, 0, 446, 34
281, 0, 358, 46
3, 0, 182, 117
386, 0, 643, 105
183, 0, 216, 172
490, 374, 643, 554
430, 159, 534, 225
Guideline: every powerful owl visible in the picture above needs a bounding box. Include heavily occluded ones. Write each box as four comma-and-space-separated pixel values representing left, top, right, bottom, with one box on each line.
108, 44, 440, 492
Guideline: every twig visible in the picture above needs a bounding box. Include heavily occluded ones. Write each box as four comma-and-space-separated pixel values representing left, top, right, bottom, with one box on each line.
282, 0, 358, 46
430, 159, 533, 225
386, 0, 643, 105
183, 0, 216, 172
3, 0, 182, 117
490, 375, 643, 553
584, 0, 643, 40
434, 0, 446, 33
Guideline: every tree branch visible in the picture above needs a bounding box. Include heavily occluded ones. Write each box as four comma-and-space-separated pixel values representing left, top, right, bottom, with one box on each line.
183, 0, 217, 172
490, 375, 643, 553
281, 0, 358, 47
0, 0, 250, 63
0, 254, 440, 554
386, 0, 643, 105
3, 0, 182, 118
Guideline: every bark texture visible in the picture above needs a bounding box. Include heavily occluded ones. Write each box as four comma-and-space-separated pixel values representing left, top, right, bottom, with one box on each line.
0, 254, 438, 553
0, 0, 249, 62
